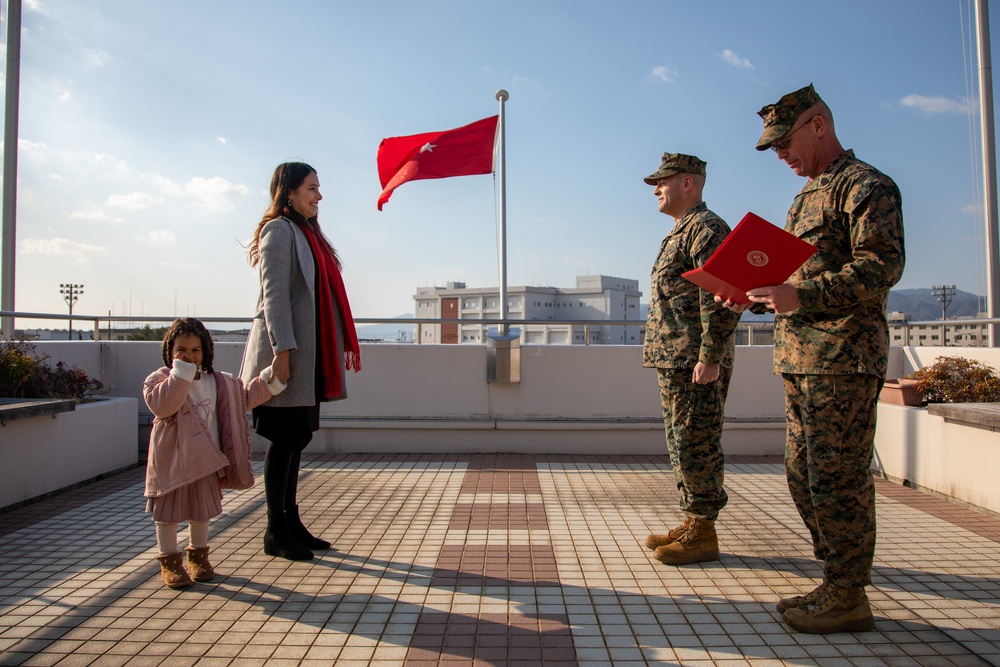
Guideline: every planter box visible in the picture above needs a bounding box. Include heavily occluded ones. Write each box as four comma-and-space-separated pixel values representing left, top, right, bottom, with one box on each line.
880, 378, 924, 406
0, 398, 76, 424
0, 397, 138, 510
874, 401, 1000, 514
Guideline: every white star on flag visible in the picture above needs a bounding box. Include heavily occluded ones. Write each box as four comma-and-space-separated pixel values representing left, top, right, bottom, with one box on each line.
420, 142, 436, 153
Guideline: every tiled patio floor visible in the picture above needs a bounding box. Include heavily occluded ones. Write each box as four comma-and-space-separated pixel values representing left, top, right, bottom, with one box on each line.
1, 454, 998, 666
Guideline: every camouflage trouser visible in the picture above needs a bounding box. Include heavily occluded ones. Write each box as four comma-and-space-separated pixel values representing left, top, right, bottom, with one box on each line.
782, 373, 880, 589
657, 366, 732, 521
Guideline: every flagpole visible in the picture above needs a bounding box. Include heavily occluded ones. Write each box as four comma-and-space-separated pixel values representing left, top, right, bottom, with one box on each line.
2, 0, 22, 338
976, 0, 1000, 346
496, 90, 509, 335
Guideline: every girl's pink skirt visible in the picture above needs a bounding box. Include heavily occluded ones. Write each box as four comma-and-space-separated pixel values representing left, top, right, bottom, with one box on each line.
146, 474, 223, 523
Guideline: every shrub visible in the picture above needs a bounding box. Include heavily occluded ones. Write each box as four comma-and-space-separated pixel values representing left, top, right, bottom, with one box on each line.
126, 324, 168, 342
0, 338, 105, 403
906, 355, 1000, 403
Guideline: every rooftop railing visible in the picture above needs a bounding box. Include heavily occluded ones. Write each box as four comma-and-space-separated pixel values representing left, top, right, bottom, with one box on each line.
3, 311, 779, 345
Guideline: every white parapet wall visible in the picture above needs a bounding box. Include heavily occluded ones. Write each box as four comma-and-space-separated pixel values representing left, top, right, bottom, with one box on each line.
0, 396, 138, 509
23, 341, 1000, 512
875, 402, 1000, 515
31, 340, 787, 456
311, 343, 786, 455
877, 345, 1000, 515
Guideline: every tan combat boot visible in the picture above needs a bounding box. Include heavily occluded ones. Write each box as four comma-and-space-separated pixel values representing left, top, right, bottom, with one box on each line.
156, 552, 193, 589
782, 586, 874, 634
652, 518, 719, 565
645, 517, 694, 550
184, 546, 215, 582
776, 579, 829, 613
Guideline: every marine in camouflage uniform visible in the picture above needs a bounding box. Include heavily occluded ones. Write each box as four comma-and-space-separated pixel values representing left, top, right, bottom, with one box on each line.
749, 84, 905, 634
641, 153, 740, 566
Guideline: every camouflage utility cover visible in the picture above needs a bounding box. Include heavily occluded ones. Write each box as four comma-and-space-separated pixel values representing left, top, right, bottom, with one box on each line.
756, 83, 822, 151
643, 152, 707, 185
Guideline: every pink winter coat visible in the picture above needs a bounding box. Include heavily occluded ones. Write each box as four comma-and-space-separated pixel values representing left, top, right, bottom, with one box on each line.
143, 366, 273, 498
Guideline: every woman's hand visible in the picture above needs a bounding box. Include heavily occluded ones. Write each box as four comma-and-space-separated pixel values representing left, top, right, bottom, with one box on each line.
272, 350, 291, 383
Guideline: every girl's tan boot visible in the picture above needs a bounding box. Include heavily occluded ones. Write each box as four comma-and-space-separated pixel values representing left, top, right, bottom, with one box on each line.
156, 552, 193, 589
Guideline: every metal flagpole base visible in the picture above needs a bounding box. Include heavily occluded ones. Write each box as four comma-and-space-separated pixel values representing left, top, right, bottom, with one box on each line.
486, 327, 520, 383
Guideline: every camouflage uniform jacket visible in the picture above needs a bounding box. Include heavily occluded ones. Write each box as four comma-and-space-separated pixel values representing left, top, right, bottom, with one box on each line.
774, 150, 905, 377
643, 202, 740, 369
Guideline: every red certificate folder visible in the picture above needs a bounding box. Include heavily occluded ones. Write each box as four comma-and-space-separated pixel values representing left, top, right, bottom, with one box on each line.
682, 212, 817, 305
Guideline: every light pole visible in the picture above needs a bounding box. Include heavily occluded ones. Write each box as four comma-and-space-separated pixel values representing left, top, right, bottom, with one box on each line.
931, 284, 956, 346
60, 283, 84, 339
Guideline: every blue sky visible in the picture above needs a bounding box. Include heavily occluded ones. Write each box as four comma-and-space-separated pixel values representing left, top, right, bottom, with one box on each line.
4, 0, 996, 324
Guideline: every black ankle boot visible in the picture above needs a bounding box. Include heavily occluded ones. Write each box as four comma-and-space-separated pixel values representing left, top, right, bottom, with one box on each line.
263, 511, 314, 561
288, 504, 331, 550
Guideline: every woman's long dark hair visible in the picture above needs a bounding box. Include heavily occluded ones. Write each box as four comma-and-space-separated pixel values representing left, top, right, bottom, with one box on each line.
247, 161, 341, 268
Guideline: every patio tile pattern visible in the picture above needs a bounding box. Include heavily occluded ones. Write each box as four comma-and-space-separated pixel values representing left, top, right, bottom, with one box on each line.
0, 454, 998, 666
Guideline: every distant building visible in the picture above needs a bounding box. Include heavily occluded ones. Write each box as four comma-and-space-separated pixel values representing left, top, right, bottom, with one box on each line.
413, 275, 643, 345
96, 327, 251, 342
733, 320, 774, 346
888, 311, 992, 347
16, 329, 90, 341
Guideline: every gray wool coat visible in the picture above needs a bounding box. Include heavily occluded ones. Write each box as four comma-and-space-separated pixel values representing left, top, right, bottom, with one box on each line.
239, 217, 346, 407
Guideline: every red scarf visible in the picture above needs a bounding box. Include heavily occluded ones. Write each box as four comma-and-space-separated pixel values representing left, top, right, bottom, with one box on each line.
299, 224, 361, 399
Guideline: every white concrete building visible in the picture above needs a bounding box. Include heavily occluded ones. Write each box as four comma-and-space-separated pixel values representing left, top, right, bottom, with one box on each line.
888, 311, 992, 347
413, 275, 643, 345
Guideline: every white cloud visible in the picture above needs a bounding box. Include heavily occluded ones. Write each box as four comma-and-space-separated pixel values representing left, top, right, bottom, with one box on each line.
185, 176, 249, 212
146, 230, 176, 244
42, 77, 73, 103
106, 191, 163, 209
18, 139, 49, 157
90, 152, 130, 174
216, 136, 229, 144
25, 0, 42, 10
144, 173, 185, 197
69, 208, 125, 222
649, 65, 677, 83
70, 209, 110, 220
85, 49, 109, 68
900, 94, 969, 114
716, 49, 753, 69
20, 237, 108, 259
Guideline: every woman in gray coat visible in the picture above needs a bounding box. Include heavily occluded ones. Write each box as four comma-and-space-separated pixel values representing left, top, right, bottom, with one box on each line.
240, 162, 361, 561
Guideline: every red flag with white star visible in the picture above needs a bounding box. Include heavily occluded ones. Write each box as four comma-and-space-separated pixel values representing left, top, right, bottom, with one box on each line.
376, 115, 499, 210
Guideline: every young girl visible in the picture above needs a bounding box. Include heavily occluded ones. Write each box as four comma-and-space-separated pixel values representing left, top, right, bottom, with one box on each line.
143, 318, 285, 588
